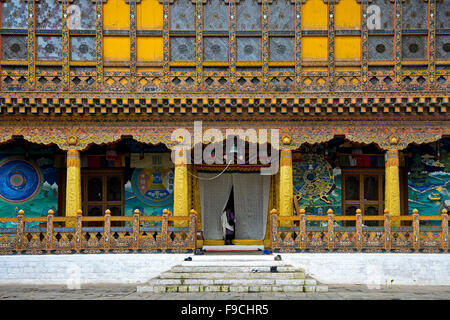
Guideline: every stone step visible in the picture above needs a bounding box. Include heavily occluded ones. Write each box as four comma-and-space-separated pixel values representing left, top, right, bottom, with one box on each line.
173, 266, 304, 273
159, 272, 306, 279
202, 245, 265, 252
190, 255, 276, 261
137, 284, 328, 293
181, 260, 289, 267
148, 278, 310, 286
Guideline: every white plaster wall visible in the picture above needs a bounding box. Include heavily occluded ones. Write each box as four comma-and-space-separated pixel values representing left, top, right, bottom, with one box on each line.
281, 253, 450, 286
0, 253, 449, 286
0, 254, 190, 285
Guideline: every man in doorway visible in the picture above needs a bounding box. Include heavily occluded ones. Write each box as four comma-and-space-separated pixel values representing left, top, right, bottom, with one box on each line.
221, 208, 235, 245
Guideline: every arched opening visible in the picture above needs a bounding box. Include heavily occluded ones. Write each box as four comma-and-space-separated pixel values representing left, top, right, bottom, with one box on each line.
64, 137, 174, 227
191, 137, 276, 246
403, 137, 450, 226
291, 136, 407, 227
0, 137, 64, 228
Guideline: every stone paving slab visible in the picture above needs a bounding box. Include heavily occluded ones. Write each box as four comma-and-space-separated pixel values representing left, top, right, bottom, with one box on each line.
0, 284, 449, 300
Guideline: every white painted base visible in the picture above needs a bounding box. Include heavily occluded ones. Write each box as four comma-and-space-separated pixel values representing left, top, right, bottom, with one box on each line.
0, 254, 189, 286
0, 253, 449, 286
202, 245, 264, 252
281, 253, 450, 286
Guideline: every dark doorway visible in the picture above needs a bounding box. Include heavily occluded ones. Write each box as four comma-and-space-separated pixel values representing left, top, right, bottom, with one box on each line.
224, 186, 235, 213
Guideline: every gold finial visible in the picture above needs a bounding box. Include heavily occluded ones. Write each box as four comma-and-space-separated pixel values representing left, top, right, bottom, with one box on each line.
282, 135, 292, 146
18, 209, 24, 215
299, 208, 305, 214
270, 208, 278, 215
389, 135, 399, 145
76, 209, 83, 215
163, 209, 170, 215
48, 209, 54, 215
190, 209, 197, 215
134, 209, 141, 215
442, 209, 448, 215
105, 209, 111, 215
412, 208, 419, 215
67, 135, 78, 146
356, 208, 362, 214
384, 208, 389, 214
327, 209, 334, 215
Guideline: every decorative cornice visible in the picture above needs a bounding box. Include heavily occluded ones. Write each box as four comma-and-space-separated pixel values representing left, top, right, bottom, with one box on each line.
0, 120, 447, 151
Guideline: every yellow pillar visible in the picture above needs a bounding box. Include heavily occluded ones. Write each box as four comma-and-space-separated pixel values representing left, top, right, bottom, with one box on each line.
173, 148, 189, 226
385, 149, 401, 226
279, 148, 293, 226
65, 138, 82, 224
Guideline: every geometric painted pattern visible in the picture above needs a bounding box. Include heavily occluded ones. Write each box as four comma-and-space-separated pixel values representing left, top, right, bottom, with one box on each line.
436, 35, 450, 60
237, 37, 261, 61
170, 0, 195, 30
70, 36, 96, 61
269, 37, 294, 61
402, 0, 427, 30
204, 0, 228, 31
204, 37, 229, 61
368, 36, 394, 61
170, 37, 195, 61
1, 1, 27, 29
37, 36, 62, 61
237, 0, 261, 31
269, 0, 294, 31
2, 36, 27, 60
36, 0, 62, 30
402, 35, 427, 60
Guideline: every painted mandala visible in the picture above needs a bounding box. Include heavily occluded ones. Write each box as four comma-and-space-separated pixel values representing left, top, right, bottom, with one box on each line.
131, 168, 174, 207
0, 158, 42, 203
293, 154, 335, 204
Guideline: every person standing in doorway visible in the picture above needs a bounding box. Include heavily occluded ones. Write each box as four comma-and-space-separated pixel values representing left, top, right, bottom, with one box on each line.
222, 208, 235, 245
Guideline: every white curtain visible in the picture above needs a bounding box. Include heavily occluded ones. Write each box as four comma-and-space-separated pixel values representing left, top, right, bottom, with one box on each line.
199, 173, 233, 240
232, 173, 271, 240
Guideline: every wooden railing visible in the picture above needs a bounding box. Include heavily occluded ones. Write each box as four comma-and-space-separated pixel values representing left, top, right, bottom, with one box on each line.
270, 208, 449, 253
0, 209, 197, 255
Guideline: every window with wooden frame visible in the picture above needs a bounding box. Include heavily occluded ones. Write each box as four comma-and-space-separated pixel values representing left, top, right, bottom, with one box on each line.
81, 169, 124, 227
342, 168, 385, 226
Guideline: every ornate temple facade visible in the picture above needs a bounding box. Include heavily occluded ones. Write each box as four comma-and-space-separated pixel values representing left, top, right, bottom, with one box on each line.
0, 0, 448, 253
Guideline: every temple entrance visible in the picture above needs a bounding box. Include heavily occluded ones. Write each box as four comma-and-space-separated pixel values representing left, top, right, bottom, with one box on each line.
81, 169, 124, 227
198, 172, 271, 243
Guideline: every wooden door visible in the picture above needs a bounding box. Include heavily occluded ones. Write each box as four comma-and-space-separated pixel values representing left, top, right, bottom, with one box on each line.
82, 169, 124, 226
342, 169, 385, 226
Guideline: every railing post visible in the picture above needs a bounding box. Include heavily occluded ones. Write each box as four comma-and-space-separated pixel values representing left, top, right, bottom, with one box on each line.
189, 209, 198, 250
356, 209, 363, 252
75, 209, 82, 252
384, 209, 391, 252
161, 209, 170, 252
299, 209, 306, 251
441, 209, 448, 253
46, 209, 54, 252
133, 209, 140, 251
104, 209, 111, 251
270, 209, 278, 251
16, 209, 24, 252
412, 208, 420, 252
327, 209, 334, 251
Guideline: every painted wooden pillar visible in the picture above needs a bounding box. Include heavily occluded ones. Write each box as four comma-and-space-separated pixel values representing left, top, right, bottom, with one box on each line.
279, 148, 293, 226
65, 138, 82, 224
173, 148, 189, 226
385, 149, 401, 226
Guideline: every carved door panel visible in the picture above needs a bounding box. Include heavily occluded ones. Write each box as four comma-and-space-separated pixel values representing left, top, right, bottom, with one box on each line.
342, 169, 385, 226
82, 170, 124, 227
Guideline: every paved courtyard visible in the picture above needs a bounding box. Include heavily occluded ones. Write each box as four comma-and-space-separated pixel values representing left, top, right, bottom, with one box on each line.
0, 284, 449, 300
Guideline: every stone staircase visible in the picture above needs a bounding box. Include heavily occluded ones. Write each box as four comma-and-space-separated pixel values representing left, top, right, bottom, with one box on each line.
137, 255, 328, 293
